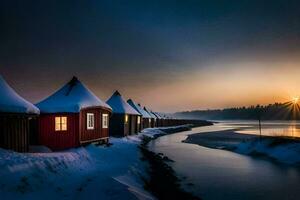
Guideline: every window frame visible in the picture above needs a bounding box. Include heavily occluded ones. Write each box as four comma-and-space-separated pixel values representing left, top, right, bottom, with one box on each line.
55, 116, 67, 131
102, 113, 109, 129
61, 116, 67, 131
87, 113, 95, 130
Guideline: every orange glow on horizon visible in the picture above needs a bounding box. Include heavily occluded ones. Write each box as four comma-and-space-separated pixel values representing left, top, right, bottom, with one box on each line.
292, 97, 299, 104
138, 58, 300, 112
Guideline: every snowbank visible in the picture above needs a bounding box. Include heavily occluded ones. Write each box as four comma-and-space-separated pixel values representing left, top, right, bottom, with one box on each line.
184, 130, 300, 165
0, 137, 153, 200
0, 125, 192, 200
235, 137, 300, 164
141, 125, 192, 139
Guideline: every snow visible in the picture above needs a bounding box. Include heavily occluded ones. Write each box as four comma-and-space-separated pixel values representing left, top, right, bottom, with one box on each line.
235, 138, 300, 164
141, 125, 191, 139
152, 112, 163, 119
141, 128, 166, 138
0, 126, 189, 199
106, 91, 140, 115
184, 130, 300, 165
36, 77, 111, 113
0, 75, 39, 114
0, 138, 153, 200
143, 107, 157, 119
127, 99, 152, 118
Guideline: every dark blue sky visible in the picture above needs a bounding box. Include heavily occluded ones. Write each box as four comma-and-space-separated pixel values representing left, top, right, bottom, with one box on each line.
1, 0, 300, 111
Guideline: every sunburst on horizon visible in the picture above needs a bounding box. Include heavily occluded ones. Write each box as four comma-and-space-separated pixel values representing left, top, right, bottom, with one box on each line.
289, 96, 300, 120
292, 96, 299, 104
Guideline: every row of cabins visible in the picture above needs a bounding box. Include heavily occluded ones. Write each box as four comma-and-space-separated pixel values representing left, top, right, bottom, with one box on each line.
0, 76, 204, 152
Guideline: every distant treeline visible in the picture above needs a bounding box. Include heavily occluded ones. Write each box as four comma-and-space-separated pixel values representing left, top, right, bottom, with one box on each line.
174, 102, 300, 120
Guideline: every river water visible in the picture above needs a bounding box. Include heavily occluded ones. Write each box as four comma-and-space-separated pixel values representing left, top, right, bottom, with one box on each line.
148, 121, 300, 200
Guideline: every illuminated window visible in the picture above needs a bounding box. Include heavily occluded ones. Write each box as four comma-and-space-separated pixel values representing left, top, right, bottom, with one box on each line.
137, 116, 141, 124
149, 118, 151, 124
125, 114, 129, 123
87, 113, 95, 130
55, 117, 60, 131
61, 117, 67, 130
102, 113, 108, 129
55, 116, 67, 131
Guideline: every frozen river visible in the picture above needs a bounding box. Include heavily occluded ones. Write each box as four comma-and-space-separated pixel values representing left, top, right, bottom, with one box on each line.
148, 122, 300, 200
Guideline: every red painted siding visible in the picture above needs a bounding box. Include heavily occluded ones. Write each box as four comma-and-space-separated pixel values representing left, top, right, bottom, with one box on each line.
38, 107, 111, 150
38, 113, 79, 150
79, 107, 110, 144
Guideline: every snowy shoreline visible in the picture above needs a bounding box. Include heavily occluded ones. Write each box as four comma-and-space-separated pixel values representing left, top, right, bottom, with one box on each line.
183, 130, 300, 166
139, 125, 203, 200
0, 125, 204, 200
0, 137, 154, 200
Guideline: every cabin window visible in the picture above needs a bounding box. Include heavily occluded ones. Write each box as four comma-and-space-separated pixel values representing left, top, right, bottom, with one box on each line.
87, 113, 95, 130
125, 114, 129, 123
55, 116, 67, 131
102, 113, 108, 129
149, 118, 151, 123
137, 116, 141, 124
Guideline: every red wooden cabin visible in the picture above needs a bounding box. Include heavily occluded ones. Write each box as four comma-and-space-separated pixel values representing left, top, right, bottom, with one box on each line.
0, 76, 40, 152
36, 77, 112, 150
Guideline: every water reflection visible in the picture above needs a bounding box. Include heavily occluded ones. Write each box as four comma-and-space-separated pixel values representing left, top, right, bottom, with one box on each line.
217, 120, 300, 138
148, 123, 300, 200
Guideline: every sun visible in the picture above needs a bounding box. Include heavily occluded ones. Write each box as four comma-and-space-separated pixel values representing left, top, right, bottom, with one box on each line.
292, 97, 299, 104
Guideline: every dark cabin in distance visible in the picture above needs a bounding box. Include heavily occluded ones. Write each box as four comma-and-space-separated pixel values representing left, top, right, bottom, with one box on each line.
36, 76, 112, 150
144, 107, 157, 128
106, 91, 141, 136
0, 76, 40, 152
127, 99, 152, 131
137, 103, 152, 128
152, 112, 164, 127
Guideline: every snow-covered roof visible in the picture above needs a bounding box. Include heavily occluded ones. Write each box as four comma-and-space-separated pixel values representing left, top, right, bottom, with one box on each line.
106, 91, 140, 115
36, 77, 111, 113
143, 107, 157, 119
157, 112, 168, 119
152, 112, 163, 119
127, 99, 152, 118
0, 76, 40, 114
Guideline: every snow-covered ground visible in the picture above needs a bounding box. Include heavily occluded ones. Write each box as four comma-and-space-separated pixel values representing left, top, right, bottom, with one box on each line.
0, 125, 190, 200
235, 136, 300, 164
141, 125, 192, 139
184, 130, 300, 165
